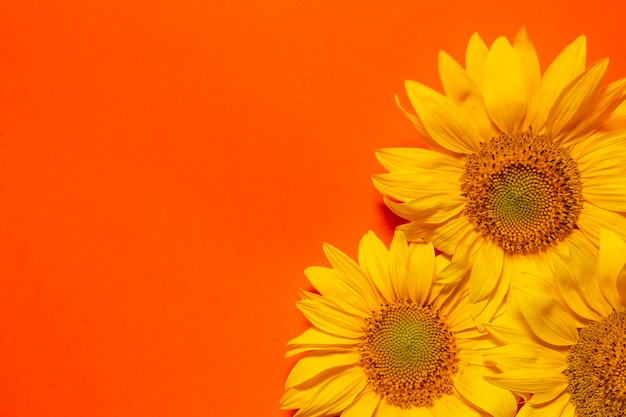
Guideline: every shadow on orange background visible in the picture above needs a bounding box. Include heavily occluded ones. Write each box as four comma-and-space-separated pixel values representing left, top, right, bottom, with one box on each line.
0, 0, 625, 415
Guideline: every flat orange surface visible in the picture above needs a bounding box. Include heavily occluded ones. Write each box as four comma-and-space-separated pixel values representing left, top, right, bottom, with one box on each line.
1, 0, 625, 415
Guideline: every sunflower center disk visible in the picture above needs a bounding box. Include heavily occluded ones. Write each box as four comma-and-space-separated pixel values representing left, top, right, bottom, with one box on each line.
461, 130, 583, 254
565, 311, 626, 417
359, 301, 458, 408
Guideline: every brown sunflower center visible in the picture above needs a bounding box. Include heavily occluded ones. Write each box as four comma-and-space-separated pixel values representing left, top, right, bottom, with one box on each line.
358, 300, 458, 408
564, 310, 626, 417
461, 130, 583, 254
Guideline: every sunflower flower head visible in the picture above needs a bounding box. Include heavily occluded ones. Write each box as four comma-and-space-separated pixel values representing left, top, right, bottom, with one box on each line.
280, 231, 518, 417
485, 229, 626, 417
374, 28, 626, 326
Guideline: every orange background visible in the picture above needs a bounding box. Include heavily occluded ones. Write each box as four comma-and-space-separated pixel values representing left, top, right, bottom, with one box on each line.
1, 0, 625, 415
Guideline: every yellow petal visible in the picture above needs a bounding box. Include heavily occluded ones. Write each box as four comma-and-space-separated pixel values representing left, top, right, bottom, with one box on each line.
389, 230, 410, 301
297, 299, 364, 338
513, 27, 541, 129
484, 36, 527, 133
615, 264, 626, 310
304, 267, 372, 317
577, 202, 626, 244
599, 229, 626, 310
582, 176, 626, 212
469, 253, 511, 329
564, 78, 626, 141
535, 35, 586, 132
465, 32, 489, 91
454, 367, 518, 417
406, 241, 435, 304
294, 367, 367, 417
511, 286, 579, 346
372, 171, 461, 203
358, 232, 394, 302
486, 369, 568, 394
483, 344, 567, 372
526, 386, 567, 405
431, 394, 483, 416
550, 253, 603, 321
341, 387, 380, 417
405, 80, 480, 154
286, 327, 359, 357
375, 147, 463, 173
323, 243, 374, 295
468, 240, 503, 304
438, 50, 494, 141
517, 390, 570, 416
395, 95, 433, 148
285, 351, 361, 388
439, 50, 475, 105
604, 98, 626, 131
547, 58, 608, 143
435, 238, 472, 283
484, 319, 538, 345
427, 216, 476, 255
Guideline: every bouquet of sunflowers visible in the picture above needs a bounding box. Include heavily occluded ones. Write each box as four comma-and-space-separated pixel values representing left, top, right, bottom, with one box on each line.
280, 28, 626, 417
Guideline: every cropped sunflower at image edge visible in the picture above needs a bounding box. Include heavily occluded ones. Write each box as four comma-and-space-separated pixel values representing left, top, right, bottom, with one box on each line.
280, 231, 519, 417
484, 229, 626, 417
373, 27, 626, 327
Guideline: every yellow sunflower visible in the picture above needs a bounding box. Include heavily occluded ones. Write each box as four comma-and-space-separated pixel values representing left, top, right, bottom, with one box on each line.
373, 27, 626, 326
280, 231, 518, 417
484, 229, 626, 417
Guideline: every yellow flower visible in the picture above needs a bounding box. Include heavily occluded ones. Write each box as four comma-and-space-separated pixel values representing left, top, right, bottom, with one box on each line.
485, 229, 626, 417
373, 28, 626, 326
280, 231, 517, 417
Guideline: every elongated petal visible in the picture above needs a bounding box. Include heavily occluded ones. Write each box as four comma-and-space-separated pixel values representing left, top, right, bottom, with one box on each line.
432, 394, 483, 416
468, 240, 503, 304
297, 299, 364, 338
295, 367, 367, 417
405, 80, 480, 154
604, 99, 626, 131
517, 391, 570, 416
513, 27, 541, 128
406, 242, 436, 304
286, 327, 359, 357
439, 50, 494, 141
373, 171, 461, 203
599, 229, 626, 310
484, 36, 527, 133
487, 369, 568, 394
341, 388, 380, 417
547, 58, 608, 143
535, 35, 586, 131
395, 95, 448, 154
465, 32, 489, 91
549, 249, 599, 322
483, 344, 567, 372
375, 147, 463, 173
304, 267, 371, 316
285, 351, 361, 388
564, 78, 626, 141
454, 367, 518, 417
389, 231, 410, 301
578, 202, 626, 243
427, 216, 476, 256
439, 50, 475, 105
511, 286, 579, 345
358, 232, 394, 302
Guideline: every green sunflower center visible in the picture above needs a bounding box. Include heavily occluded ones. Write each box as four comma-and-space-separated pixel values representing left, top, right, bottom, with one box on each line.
461, 130, 583, 254
564, 310, 626, 417
359, 301, 458, 408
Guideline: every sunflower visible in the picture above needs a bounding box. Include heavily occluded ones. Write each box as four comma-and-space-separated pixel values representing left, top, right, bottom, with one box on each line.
484, 229, 626, 417
280, 231, 518, 417
373, 27, 626, 326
